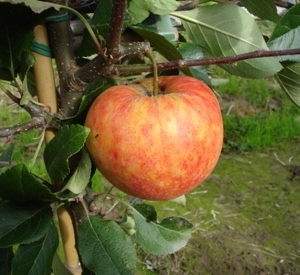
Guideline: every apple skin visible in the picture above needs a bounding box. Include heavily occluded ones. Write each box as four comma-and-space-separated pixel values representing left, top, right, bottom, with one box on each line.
85, 76, 223, 200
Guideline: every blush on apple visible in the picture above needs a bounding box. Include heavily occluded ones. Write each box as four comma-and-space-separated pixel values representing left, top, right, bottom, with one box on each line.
85, 76, 223, 200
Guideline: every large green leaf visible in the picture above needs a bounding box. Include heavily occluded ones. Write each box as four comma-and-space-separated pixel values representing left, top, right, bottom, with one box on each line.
0, 201, 53, 247
0, 164, 56, 201
276, 62, 300, 108
0, 23, 33, 75
269, 3, 300, 41
127, 0, 179, 25
134, 204, 193, 255
267, 4, 300, 62
0, 247, 13, 275
60, 148, 91, 194
268, 27, 300, 62
240, 0, 280, 23
78, 216, 136, 275
12, 222, 59, 275
44, 124, 90, 184
0, 0, 61, 14
172, 3, 282, 78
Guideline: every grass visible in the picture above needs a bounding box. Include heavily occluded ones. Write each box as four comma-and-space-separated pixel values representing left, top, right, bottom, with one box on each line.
138, 144, 300, 274
213, 68, 300, 152
0, 99, 47, 177
223, 111, 300, 151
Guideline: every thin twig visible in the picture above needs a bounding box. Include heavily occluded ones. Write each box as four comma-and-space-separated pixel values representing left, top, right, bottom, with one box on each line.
0, 101, 60, 138
73, 41, 151, 82
273, 152, 286, 166
0, 117, 44, 138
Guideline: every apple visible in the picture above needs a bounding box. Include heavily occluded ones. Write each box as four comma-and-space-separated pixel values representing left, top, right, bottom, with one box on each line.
85, 76, 223, 200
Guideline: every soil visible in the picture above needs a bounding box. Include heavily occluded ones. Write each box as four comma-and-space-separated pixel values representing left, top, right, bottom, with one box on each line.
137, 143, 300, 275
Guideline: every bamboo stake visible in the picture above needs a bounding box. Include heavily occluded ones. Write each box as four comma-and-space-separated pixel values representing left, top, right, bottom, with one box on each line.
33, 24, 82, 275
57, 206, 82, 275
32, 23, 57, 143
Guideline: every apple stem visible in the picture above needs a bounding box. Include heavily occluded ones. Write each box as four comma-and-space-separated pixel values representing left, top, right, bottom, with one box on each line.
146, 49, 159, 97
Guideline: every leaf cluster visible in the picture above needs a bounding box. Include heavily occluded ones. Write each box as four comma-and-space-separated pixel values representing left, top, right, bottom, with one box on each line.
0, 125, 192, 274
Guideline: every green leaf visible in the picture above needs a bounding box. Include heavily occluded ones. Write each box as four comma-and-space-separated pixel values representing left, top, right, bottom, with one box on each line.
52, 252, 73, 275
0, 164, 56, 201
133, 204, 193, 255
0, 247, 13, 275
269, 4, 300, 41
64, 77, 115, 124
173, 4, 282, 78
0, 201, 53, 247
240, 0, 280, 23
12, 222, 59, 275
20, 50, 35, 81
0, 143, 14, 168
78, 216, 136, 275
77, 0, 113, 57
134, 204, 157, 222
20, 51, 36, 105
268, 27, 300, 62
177, 42, 211, 84
0, 1, 61, 73
0, 0, 61, 14
131, 26, 182, 60
0, 23, 33, 75
61, 147, 91, 194
127, 0, 180, 25
267, 4, 300, 62
276, 62, 300, 108
138, 14, 177, 42
44, 125, 90, 184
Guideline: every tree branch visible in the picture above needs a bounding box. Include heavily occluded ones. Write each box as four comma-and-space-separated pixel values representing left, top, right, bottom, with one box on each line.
68, 0, 149, 85
114, 48, 300, 75
72, 47, 300, 84
46, 8, 83, 117
73, 41, 151, 82
0, 101, 60, 138
105, 0, 128, 59
0, 117, 44, 139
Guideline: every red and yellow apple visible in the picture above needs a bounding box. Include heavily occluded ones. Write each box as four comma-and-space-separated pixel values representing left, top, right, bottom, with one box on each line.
85, 76, 223, 200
